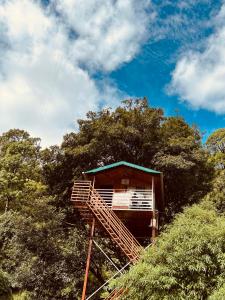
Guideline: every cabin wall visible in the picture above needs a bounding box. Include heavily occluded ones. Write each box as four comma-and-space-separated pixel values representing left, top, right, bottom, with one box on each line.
90, 166, 152, 189
86, 165, 163, 211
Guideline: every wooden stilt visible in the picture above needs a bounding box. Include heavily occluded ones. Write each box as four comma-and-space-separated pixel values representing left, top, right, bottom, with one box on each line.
151, 211, 157, 244
81, 218, 95, 300
151, 176, 157, 244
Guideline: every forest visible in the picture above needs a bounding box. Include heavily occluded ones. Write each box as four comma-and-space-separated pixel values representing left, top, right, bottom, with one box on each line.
0, 98, 225, 300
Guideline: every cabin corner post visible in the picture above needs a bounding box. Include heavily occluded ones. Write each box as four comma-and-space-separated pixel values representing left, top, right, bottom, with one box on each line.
151, 210, 158, 243
160, 173, 164, 208
81, 218, 95, 300
151, 176, 158, 244
82, 171, 88, 180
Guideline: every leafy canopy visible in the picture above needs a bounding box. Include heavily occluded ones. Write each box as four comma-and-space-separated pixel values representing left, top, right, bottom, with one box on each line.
114, 204, 225, 300
0, 129, 44, 212
0, 102, 220, 299
46, 98, 213, 218
0, 129, 120, 299
0, 271, 12, 300
206, 128, 225, 169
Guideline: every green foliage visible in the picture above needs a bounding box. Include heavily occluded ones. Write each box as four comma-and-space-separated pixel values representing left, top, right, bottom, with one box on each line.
0, 271, 12, 300
12, 291, 29, 300
206, 128, 225, 153
203, 169, 225, 215
0, 102, 222, 300
62, 98, 163, 169
0, 198, 87, 300
41, 145, 65, 198
209, 283, 225, 299
153, 117, 212, 216
0, 129, 88, 299
0, 129, 118, 299
47, 99, 212, 218
0, 129, 45, 212
206, 128, 225, 169
114, 204, 225, 300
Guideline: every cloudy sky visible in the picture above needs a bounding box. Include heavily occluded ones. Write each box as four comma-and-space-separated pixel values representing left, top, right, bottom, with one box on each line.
0, 0, 225, 146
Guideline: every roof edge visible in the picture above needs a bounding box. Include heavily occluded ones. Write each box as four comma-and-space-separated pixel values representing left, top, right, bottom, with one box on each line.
84, 161, 161, 175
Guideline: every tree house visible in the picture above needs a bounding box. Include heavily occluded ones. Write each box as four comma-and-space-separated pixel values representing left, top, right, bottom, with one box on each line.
71, 161, 164, 300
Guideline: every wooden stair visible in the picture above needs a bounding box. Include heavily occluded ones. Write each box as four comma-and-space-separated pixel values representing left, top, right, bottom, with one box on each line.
105, 288, 125, 300
71, 180, 142, 261
71, 180, 143, 299
71, 181, 94, 223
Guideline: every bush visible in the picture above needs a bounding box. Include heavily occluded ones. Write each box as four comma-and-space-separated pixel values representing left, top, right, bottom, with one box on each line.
114, 205, 225, 299
0, 271, 12, 300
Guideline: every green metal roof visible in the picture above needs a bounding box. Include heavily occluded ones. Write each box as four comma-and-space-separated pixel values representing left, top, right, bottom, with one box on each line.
83, 161, 161, 174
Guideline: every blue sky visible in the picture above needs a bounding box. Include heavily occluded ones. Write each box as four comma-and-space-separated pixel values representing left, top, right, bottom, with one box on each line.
0, 0, 225, 145
110, 36, 225, 142
110, 0, 225, 141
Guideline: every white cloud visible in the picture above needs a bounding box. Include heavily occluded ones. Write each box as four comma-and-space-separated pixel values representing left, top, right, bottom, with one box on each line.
0, 0, 151, 146
169, 3, 225, 114
0, 45, 100, 146
0, 0, 51, 40
54, 0, 152, 71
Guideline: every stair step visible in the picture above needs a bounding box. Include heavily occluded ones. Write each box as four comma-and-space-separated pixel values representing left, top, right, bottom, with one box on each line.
72, 181, 143, 261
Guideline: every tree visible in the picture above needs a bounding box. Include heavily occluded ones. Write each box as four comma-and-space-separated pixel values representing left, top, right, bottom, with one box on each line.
203, 169, 225, 215
0, 197, 87, 300
154, 117, 213, 217
0, 271, 12, 300
47, 99, 212, 218
0, 103, 216, 299
0, 129, 44, 212
209, 283, 225, 300
0, 130, 87, 299
206, 128, 225, 154
113, 204, 225, 300
62, 98, 163, 167
0, 129, 117, 299
206, 128, 225, 169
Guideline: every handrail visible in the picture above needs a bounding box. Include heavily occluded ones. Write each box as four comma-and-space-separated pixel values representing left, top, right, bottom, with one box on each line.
89, 189, 141, 257
72, 181, 143, 261
89, 191, 140, 252
71, 183, 140, 251
91, 189, 140, 246
73, 183, 141, 252
72, 184, 153, 211
89, 194, 140, 255
96, 189, 153, 210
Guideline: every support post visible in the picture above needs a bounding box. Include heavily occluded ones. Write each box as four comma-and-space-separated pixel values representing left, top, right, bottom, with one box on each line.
151, 211, 158, 244
160, 173, 165, 208
151, 176, 157, 244
81, 218, 95, 300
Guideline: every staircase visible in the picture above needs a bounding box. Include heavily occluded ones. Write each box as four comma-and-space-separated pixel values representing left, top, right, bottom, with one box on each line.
71, 180, 142, 262
71, 181, 94, 223
105, 288, 125, 300
71, 180, 143, 299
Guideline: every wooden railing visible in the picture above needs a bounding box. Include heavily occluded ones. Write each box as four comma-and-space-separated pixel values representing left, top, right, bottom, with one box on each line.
71, 181, 143, 262
96, 189, 153, 210
89, 188, 142, 261
71, 180, 144, 299
105, 288, 125, 300
71, 181, 93, 222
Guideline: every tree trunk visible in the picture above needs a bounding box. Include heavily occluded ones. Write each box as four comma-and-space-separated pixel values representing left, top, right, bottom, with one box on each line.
5, 197, 9, 213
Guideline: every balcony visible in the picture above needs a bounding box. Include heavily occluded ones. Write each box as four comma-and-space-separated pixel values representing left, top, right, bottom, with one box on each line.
96, 189, 153, 211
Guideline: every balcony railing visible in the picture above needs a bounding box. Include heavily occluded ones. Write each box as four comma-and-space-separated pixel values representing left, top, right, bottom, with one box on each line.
96, 189, 153, 211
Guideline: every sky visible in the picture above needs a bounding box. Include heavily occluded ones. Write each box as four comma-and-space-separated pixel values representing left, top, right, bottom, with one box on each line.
0, 0, 225, 146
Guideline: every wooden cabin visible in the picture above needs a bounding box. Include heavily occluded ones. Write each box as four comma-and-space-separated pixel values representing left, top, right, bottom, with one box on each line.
72, 161, 164, 299
82, 161, 164, 241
